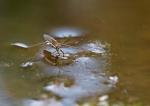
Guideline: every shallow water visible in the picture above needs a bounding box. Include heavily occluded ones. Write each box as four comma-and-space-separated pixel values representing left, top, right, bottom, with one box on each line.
0, 0, 150, 106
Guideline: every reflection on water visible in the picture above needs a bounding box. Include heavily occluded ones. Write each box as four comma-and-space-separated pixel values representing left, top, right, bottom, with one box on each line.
0, 0, 150, 106
24, 98, 62, 106
0, 80, 14, 106
21, 39, 115, 106
0, 28, 117, 106
49, 27, 85, 38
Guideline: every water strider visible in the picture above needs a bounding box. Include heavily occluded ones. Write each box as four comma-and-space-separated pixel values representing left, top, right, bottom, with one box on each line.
11, 33, 71, 57
43, 33, 65, 57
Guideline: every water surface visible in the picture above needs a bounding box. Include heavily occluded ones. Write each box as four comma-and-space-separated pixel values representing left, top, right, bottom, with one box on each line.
0, 0, 150, 106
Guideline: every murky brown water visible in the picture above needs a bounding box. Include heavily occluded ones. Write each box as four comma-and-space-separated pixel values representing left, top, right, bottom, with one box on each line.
0, 0, 150, 106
